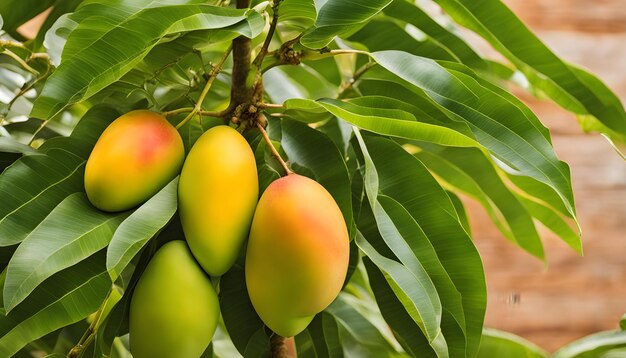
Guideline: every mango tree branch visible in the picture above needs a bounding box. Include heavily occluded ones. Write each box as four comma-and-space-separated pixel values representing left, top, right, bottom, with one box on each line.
256, 119, 292, 175
253, 0, 282, 69
175, 45, 232, 129
337, 61, 377, 98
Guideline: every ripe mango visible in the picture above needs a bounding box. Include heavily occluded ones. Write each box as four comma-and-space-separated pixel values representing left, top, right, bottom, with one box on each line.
84, 110, 184, 212
178, 125, 258, 276
245, 174, 350, 337
129, 240, 219, 358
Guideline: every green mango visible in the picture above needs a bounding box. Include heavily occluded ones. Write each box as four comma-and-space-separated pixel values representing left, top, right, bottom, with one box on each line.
85, 110, 184, 212
129, 240, 219, 358
178, 125, 258, 276
245, 174, 350, 337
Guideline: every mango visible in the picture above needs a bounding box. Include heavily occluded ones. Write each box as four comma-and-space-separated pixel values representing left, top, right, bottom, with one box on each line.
84, 110, 184, 212
245, 174, 350, 337
178, 125, 258, 276
129, 240, 219, 358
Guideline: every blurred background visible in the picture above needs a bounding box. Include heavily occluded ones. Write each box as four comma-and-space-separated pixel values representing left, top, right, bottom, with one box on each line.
13, 0, 626, 353
476, 0, 626, 352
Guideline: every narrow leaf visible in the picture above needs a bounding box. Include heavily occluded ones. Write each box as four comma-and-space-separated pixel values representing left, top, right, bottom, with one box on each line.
3, 193, 127, 312
106, 177, 179, 280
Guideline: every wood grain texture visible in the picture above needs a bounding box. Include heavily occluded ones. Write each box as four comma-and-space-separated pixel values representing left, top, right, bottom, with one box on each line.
474, 1, 626, 352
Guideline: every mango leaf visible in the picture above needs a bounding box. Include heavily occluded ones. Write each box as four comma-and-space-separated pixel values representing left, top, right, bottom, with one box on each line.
0, 105, 120, 247
0, 149, 84, 247
519, 198, 581, 254
0, 253, 111, 357
370, 50, 575, 219
361, 253, 440, 358
31, 5, 262, 120
416, 147, 545, 259
382, 0, 487, 71
106, 177, 179, 281
219, 260, 269, 357
296, 312, 343, 358
312, 98, 480, 148
477, 328, 547, 358
279, 0, 317, 31
356, 134, 486, 357
355, 131, 467, 356
356, 235, 444, 353
435, 0, 626, 140
348, 19, 458, 62
326, 292, 406, 357
3, 193, 127, 312
0, 137, 38, 155
552, 331, 626, 358
301, 0, 394, 49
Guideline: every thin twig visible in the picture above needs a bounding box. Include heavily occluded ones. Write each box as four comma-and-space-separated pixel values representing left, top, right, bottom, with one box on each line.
175, 45, 232, 129
2, 49, 39, 76
337, 61, 377, 98
257, 121, 292, 175
257, 102, 284, 109
252, 0, 282, 69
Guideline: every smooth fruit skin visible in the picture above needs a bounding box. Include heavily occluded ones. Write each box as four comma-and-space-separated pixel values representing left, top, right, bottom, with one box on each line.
245, 174, 350, 337
129, 240, 219, 358
178, 125, 258, 276
84, 110, 184, 212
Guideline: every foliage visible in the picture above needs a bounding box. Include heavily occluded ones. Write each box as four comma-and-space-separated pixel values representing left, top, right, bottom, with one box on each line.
0, 0, 624, 356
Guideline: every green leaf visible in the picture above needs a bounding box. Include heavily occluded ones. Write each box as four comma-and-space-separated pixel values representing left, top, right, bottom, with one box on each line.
106, 177, 179, 281
416, 147, 545, 259
0, 253, 111, 357
0, 149, 84, 247
348, 19, 458, 62
3, 193, 127, 312
356, 234, 443, 348
355, 132, 470, 355
477, 328, 547, 358
279, 0, 317, 31
552, 331, 626, 358
519, 198, 581, 254
315, 98, 480, 148
446, 191, 470, 236
279, 119, 354, 238
362, 254, 439, 357
370, 50, 575, 220
301, 0, 394, 48
298, 312, 344, 358
0, 137, 38, 155
219, 261, 269, 357
326, 292, 405, 357
31, 4, 262, 120
435, 0, 626, 139
382, 0, 487, 70
356, 134, 486, 357
0, 0, 54, 37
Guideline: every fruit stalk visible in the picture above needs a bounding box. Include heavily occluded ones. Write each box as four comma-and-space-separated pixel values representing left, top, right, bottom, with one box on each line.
270, 334, 290, 358
256, 121, 292, 175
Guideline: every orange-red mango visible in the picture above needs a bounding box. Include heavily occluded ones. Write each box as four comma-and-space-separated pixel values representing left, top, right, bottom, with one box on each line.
178, 125, 258, 276
245, 174, 350, 337
84, 110, 184, 212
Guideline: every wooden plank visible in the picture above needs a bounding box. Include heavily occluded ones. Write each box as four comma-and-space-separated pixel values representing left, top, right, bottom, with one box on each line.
503, 0, 626, 33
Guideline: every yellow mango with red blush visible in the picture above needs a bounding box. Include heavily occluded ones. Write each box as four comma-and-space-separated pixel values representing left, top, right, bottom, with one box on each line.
84, 110, 184, 212
245, 174, 350, 337
178, 125, 258, 276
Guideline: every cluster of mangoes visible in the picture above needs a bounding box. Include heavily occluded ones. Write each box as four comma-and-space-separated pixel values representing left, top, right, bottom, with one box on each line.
84, 110, 350, 357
